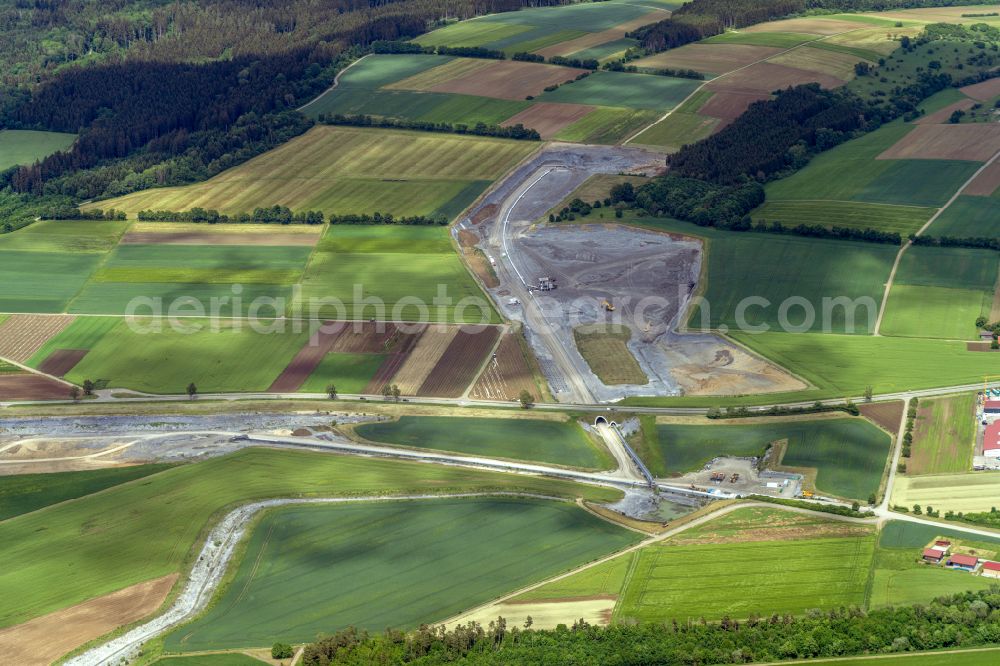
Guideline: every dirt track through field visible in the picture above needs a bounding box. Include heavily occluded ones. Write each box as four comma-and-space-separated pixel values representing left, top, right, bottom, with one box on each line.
0, 315, 75, 363
0, 574, 177, 666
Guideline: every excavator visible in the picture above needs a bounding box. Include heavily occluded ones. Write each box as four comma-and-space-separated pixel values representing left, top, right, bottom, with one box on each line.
601, 299, 615, 312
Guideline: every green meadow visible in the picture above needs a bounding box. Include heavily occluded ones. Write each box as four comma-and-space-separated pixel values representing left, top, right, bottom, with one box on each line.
0, 129, 76, 170
355, 416, 614, 469
165, 498, 640, 650
0, 448, 620, 629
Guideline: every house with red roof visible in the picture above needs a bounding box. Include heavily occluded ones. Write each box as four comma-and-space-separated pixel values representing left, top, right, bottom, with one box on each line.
923, 548, 945, 563
984, 422, 1000, 459
982, 561, 1000, 579
947, 553, 979, 571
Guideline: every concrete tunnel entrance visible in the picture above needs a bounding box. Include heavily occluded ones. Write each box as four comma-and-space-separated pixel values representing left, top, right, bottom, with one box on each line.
594, 416, 617, 427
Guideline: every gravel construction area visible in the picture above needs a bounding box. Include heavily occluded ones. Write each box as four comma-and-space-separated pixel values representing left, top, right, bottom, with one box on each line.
459, 145, 803, 401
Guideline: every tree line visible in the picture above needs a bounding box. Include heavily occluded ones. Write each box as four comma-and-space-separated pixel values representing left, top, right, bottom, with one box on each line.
299, 588, 1000, 665
912, 234, 1000, 252
318, 113, 541, 140
130, 208, 446, 225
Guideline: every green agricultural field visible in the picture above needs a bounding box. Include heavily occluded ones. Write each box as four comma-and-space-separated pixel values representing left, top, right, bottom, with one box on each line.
412, 21, 532, 48
0, 250, 102, 313
91, 244, 312, 285
701, 31, 818, 47
765, 121, 981, 207
881, 246, 998, 339
538, 71, 700, 110
305, 224, 491, 323
653, 220, 896, 335
731, 332, 1000, 400
89, 126, 538, 220
64, 319, 310, 393
66, 283, 294, 317
806, 650, 1000, 666
156, 655, 263, 666
0, 447, 620, 629
645, 418, 890, 499
929, 196, 1000, 237
879, 520, 1000, 549
630, 111, 719, 152
908, 393, 978, 475
299, 352, 385, 394
166, 498, 640, 650
0, 219, 128, 253
751, 200, 934, 236
515, 549, 636, 602
355, 416, 614, 469
570, 38, 639, 62
0, 129, 76, 170
617, 534, 874, 622
553, 106, 658, 144
0, 464, 173, 521
300, 54, 530, 125
25, 316, 120, 366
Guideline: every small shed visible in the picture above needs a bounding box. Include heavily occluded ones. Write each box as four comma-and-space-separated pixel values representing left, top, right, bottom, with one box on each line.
922, 548, 945, 563
947, 553, 979, 571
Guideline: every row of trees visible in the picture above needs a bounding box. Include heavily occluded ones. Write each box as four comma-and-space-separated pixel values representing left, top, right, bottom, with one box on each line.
137, 206, 324, 225
318, 113, 541, 140
912, 234, 1000, 251
300, 588, 1000, 665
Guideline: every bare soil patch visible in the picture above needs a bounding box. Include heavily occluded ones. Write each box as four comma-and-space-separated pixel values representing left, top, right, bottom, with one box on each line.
470, 332, 539, 401
429, 60, 588, 100
120, 231, 319, 246
329, 322, 402, 354
666, 334, 807, 395
671, 522, 871, 546
418, 327, 500, 397
962, 77, 1000, 102
859, 400, 905, 434
636, 44, 783, 75
963, 160, 1000, 197
0, 574, 177, 666
391, 325, 459, 395
470, 203, 498, 226
446, 597, 616, 630
877, 124, 1000, 161
700, 90, 770, 120
37, 348, 89, 377
0, 374, 71, 401
0, 314, 75, 363
968, 341, 1000, 352
707, 61, 844, 94
364, 326, 425, 394
916, 98, 977, 125
743, 17, 865, 35
267, 325, 344, 393
501, 103, 594, 139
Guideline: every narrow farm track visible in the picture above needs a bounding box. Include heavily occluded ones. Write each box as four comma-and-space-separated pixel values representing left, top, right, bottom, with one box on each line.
873, 148, 1000, 335
296, 54, 370, 113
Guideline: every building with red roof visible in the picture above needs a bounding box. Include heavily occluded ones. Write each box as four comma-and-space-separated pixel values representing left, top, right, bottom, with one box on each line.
984, 422, 1000, 458
935, 540, 952, 548
923, 548, 945, 563
947, 553, 979, 571
982, 561, 1000, 579
986, 400, 1000, 414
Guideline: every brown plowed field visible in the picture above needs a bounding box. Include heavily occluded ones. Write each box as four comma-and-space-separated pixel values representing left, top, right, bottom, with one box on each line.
267, 325, 344, 393
743, 17, 863, 35
0, 374, 71, 401
429, 60, 588, 100
0, 574, 177, 666
120, 231, 319, 246
418, 326, 500, 397
859, 401, 905, 435
329, 322, 401, 354
0, 315, 75, 363
365, 326, 425, 394
706, 62, 843, 94
916, 98, 976, 125
469, 333, 537, 401
877, 124, 1000, 162
635, 44, 782, 76
391, 325, 459, 395
962, 160, 1000, 196
700, 90, 770, 120
960, 77, 1000, 102
501, 103, 594, 139
37, 348, 89, 377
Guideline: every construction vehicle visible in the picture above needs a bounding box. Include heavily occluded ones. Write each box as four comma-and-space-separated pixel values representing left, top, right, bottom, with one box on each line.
602, 299, 615, 312
801, 490, 814, 498
730, 473, 740, 483
710, 472, 725, 483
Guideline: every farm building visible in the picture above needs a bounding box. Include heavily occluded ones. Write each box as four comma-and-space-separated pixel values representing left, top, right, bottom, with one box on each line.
982, 561, 1000, 579
985, 400, 1000, 414
934, 540, 952, 549
947, 553, 979, 571
922, 548, 945, 563
984, 422, 1000, 458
